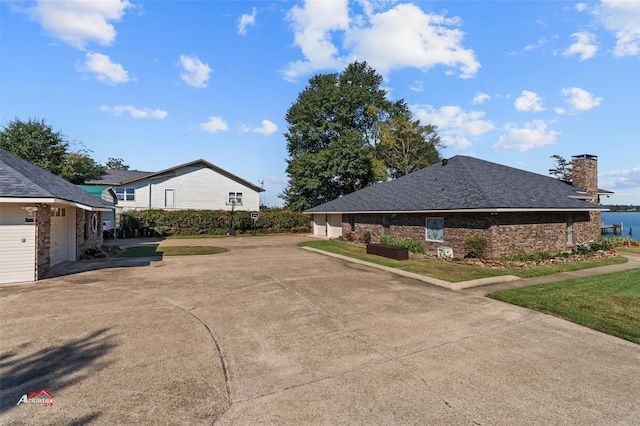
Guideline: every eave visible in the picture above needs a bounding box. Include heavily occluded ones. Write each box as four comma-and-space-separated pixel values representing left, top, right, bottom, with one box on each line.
0, 197, 113, 212
305, 207, 610, 215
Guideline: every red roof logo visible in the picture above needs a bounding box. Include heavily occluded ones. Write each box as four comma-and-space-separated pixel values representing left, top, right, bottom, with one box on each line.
27, 389, 53, 399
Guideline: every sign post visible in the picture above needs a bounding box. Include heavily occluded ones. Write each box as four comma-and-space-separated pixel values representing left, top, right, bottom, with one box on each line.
251, 212, 259, 236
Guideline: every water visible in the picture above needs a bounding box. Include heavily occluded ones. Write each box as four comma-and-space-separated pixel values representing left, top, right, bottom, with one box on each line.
600, 212, 640, 242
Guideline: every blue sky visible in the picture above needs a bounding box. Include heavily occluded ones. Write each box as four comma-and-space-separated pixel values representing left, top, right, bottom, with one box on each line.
2, 0, 639, 206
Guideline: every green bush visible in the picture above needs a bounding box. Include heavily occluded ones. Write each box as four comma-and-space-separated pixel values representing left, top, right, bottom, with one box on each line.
121, 209, 310, 236
379, 235, 425, 253
463, 236, 488, 258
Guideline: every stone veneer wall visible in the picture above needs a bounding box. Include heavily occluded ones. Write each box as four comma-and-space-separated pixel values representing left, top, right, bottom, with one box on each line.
343, 211, 594, 258
35, 207, 51, 280
76, 210, 103, 258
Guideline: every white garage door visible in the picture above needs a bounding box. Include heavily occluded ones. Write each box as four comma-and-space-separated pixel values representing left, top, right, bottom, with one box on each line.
50, 207, 70, 266
0, 225, 36, 284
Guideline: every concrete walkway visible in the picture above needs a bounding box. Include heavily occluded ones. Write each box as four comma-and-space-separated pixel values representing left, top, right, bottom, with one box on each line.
1, 236, 638, 425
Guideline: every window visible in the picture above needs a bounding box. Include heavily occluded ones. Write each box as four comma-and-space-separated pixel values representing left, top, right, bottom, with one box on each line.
382, 214, 391, 236
115, 187, 135, 201
165, 189, 175, 208
566, 214, 574, 246
228, 192, 243, 205
50, 207, 66, 217
425, 217, 444, 242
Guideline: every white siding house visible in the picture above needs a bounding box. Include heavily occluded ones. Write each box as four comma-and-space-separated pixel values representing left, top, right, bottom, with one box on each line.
85, 159, 264, 212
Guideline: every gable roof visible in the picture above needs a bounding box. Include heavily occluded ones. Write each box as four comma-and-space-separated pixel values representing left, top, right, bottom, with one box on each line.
305, 155, 611, 214
85, 159, 265, 192
0, 148, 113, 210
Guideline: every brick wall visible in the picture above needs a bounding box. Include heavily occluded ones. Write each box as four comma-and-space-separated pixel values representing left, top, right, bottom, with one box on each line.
76, 210, 103, 258
345, 211, 597, 258
35, 207, 51, 280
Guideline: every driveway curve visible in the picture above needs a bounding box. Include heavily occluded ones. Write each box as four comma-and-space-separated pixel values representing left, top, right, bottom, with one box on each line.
1, 235, 638, 425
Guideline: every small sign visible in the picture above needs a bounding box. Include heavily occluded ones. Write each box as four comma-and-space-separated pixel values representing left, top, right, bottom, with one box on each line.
251, 212, 260, 221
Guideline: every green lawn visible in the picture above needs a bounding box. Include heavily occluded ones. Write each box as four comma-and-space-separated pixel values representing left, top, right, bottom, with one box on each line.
299, 240, 628, 283
117, 246, 229, 257
487, 269, 640, 344
618, 247, 640, 254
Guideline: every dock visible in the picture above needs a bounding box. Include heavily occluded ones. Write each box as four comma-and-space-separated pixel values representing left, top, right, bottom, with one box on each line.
600, 223, 623, 235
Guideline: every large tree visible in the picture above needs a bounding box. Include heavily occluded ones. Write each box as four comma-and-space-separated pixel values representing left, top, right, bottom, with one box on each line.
281, 61, 442, 210
60, 152, 106, 184
374, 114, 443, 179
0, 117, 105, 183
0, 117, 69, 175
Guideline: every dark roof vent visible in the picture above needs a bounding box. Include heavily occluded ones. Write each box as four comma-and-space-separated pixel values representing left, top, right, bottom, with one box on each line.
442, 159, 448, 166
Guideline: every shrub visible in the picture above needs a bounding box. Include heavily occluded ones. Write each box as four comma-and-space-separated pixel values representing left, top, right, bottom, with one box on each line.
463, 236, 488, 258
361, 231, 372, 244
121, 209, 310, 236
379, 235, 425, 254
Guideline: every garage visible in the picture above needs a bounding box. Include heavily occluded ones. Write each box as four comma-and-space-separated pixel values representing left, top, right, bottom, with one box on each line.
1, 148, 114, 284
0, 224, 36, 284
50, 206, 73, 266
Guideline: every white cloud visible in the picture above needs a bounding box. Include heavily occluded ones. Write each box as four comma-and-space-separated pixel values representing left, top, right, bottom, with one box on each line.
600, 166, 640, 189
412, 104, 495, 150
238, 119, 279, 135
77, 52, 129, 84
238, 7, 257, 35
410, 80, 424, 93
283, 0, 350, 81
560, 87, 603, 111
562, 32, 598, 60
344, 4, 480, 78
27, 0, 131, 50
283, 1, 479, 81
100, 105, 168, 119
199, 116, 229, 133
576, 3, 588, 13
515, 91, 545, 112
492, 120, 559, 151
179, 55, 212, 88
595, 0, 640, 57
252, 119, 278, 135
472, 92, 491, 104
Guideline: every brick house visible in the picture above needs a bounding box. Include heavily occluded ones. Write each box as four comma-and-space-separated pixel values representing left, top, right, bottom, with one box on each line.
0, 148, 114, 284
304, 154, 612, 258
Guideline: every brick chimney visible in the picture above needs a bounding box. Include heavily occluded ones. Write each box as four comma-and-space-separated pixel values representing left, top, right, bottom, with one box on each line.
571, 154, 600, 242
571, 154, 599, 204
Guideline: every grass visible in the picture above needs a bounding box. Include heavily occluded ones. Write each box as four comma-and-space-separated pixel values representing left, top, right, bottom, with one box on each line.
117, 246, 229, 257
487, 269, 640, 344
299, 240, 628, 283
618, 247, 640, 254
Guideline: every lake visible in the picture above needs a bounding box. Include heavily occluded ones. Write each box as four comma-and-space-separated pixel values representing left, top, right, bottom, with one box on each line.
600, 212, 640, 242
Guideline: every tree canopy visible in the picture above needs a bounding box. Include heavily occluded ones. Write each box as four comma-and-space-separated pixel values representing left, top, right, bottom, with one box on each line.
281, 61, 442, 210
106, 157, 130, 170
548, 154, 572, 182
0, 117, 69, 175
0, 117, 105, 184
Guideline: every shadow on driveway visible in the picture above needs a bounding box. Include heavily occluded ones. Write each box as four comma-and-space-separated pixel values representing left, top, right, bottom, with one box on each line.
0, 328, 117, 417
46, 244, 163, 280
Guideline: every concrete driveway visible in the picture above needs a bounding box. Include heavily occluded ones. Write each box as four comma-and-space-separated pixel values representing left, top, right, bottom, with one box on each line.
1, 236, 638, 425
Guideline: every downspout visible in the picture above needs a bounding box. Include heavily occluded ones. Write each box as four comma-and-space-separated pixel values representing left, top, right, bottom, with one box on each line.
148, 180, 152, 210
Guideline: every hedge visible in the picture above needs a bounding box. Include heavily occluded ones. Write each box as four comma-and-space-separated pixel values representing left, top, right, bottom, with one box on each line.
120, 209, 311, 237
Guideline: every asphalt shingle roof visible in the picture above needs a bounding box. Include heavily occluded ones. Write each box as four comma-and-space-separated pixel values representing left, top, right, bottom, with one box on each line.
84, 169, 154, 185
84, 159, 264, 192
0, 148, 113, 209
305, 155, 607, 213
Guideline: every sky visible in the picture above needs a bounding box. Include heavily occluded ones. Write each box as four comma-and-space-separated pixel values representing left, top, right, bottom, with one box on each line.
1, 0, 639, 207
